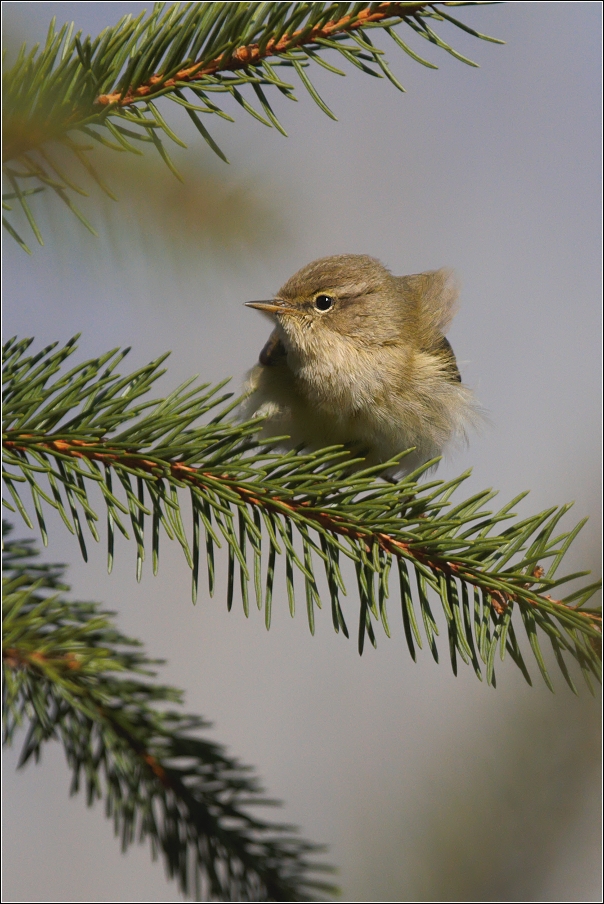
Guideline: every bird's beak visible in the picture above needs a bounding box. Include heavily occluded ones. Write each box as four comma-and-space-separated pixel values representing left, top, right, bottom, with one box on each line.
245, 299, 299, 315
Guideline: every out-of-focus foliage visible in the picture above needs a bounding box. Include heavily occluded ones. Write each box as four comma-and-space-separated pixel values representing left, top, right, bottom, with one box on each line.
2, 1, 503, 251
94, 153, 286, 256
4, 7, 286, 262
26, 144, 288, 261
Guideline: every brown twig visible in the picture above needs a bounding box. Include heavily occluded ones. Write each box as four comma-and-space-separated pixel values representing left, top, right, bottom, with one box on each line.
4, 435, 447, 569
95, 2, 431, 107
3, 642, 175, 789
5, 434, 601, 635
3, 647, 82, 671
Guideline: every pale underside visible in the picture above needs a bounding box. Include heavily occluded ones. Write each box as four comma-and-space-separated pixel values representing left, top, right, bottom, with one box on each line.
242, 328, 481, 477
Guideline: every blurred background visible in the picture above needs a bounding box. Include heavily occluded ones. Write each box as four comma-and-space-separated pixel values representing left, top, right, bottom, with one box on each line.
2, 2, 601, 901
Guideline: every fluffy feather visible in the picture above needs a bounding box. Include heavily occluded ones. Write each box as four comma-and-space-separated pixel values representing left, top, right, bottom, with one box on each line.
241, 255, 482, 476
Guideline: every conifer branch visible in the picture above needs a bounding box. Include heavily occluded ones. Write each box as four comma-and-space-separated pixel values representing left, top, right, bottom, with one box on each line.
95, 2, 438, 107
2, 528, 335, 902
3, 337, 601, 693
2, 1, 503, 249
5, 5, 599, 898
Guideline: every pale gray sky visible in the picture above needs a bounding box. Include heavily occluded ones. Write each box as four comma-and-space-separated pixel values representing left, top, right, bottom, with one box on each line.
3, 3, 601, 902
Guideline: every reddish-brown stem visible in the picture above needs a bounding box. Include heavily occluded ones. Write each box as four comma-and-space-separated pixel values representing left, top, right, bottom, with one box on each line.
95, 2, 431, 107
3, 643, 174, 788
4, 436, 444, 566
3, 647, 80, 671
6, 434, 601, 633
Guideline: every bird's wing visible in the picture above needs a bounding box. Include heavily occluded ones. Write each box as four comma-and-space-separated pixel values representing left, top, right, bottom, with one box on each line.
436, 335, 462, 383
259, 329, 287, 366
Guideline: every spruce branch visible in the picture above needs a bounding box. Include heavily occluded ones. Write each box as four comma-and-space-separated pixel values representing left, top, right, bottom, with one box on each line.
3, 337, 601, 693
94, 2, 477, 107
3, 1, 503, 249
2, 527, 335, 902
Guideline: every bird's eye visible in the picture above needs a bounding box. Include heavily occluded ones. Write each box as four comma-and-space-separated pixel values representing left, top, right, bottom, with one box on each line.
314, 294, 334, 312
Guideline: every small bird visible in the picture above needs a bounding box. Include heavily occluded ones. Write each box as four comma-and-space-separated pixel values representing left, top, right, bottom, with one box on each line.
242, 254, 481, 477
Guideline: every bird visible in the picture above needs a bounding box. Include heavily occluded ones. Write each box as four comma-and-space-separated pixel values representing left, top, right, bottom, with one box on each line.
241, 254, 481, 478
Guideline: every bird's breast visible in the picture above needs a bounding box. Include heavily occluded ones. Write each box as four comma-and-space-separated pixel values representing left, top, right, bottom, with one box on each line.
288, 342, 397, 419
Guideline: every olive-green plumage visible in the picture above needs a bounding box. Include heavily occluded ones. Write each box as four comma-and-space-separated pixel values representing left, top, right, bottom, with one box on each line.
243, 254, 481, 475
